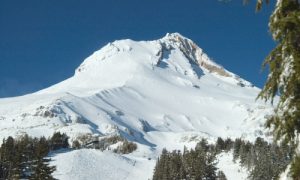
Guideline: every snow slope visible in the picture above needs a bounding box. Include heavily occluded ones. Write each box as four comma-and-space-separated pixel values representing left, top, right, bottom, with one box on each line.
0, 33, 273, 179
216, 152, 249, 180
49, 149, 155, 180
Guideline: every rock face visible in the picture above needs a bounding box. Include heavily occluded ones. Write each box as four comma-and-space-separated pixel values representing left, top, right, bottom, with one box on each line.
161, 33, 232, 77
0, 33, 273, 180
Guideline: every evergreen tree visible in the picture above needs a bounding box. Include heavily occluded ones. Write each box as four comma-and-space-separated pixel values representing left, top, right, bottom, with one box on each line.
161, 152, 170, 180
50, 132, 69, 150
17, 134, 35, 178
153, 148, 169, 180
239, 141, 251, 166
249, 144, 274, 180
196, 138, 209, 152
30, 136, 56, 179
153, 157, 161, 180
168, 150, 182, 179
215, 137, 225, 153
233, 138, 242, 162
2, 136, 18, 179
153, 139, 218, 180
0, 133, 61, 179
290, 155, 300, 180
223, 138, 233, 152
217, 170, 227, 180
30, 158, 56, 180
234, 137, 293, 180
254, 0, 300, 177
219, 0, 300, 177
257, 0, 300, 146
153, 137, 293, 179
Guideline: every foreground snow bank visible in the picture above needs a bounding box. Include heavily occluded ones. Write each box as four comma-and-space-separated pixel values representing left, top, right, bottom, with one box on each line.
216, 152, 249, 180
50, 149, 155, 180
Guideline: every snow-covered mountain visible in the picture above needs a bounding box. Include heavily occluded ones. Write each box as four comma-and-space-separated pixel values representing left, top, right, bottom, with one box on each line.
0, 33, 273, 179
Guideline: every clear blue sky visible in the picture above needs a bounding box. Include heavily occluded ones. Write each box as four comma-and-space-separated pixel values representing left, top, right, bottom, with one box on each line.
0, 0, 275, 98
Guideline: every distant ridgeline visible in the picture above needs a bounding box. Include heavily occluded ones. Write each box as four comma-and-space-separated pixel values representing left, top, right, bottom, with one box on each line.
153, 137, 294, 180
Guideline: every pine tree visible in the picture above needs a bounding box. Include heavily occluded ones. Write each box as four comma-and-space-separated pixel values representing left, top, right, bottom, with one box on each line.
249, 143, 274, 180
30, 136, 55, 180
50, 132, 69, 151
255, 0, 300, 177
168, 150, 182, 179
153, 148, 169, 180
35, 137, 50, 158
224, 138, 233, 152
236, 0, 300, 178
30, 158, 56, 180
0, 134, 60, 179
257, 0, 300, 146
215, 137, 225, 153
217, 170, 227, 180
239, 141, 251, 166
290, 155, 300, 180
3, 136, 17, 179
17, 134, 35, 178
233, 138, 242, 162
153, 157, 161, 180
153, 143, 218, 180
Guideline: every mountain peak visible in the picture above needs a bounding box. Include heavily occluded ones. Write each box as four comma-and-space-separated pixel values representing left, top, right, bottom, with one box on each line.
75, 33, 233, 78
48, 33, 254, 94
159, 33, 233, 78
162, 32, 186, 41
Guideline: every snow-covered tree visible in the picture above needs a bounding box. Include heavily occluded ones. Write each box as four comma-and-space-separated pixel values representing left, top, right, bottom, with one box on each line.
255, 0, 300, 177
257, 0, 300, 145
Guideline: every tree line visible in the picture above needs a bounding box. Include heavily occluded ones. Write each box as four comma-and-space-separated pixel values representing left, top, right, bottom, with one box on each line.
0, 132, 69, 179
153, 137, 294, 180
153, 138, 226, 180
232, 137, 293, 180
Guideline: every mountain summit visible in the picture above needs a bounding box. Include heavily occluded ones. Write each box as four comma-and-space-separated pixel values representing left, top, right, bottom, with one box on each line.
0, 33, 272, 179
75, 32, 232, 78
38, 33, 252, 95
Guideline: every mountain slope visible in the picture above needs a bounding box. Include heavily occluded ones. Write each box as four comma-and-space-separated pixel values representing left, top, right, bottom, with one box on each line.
0, 33, 273, 179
